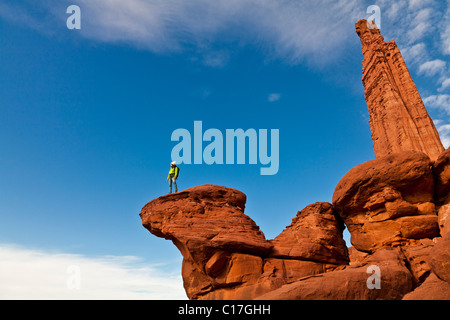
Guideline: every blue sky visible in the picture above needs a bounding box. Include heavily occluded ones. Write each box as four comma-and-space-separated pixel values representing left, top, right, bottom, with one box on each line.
0, 0, 449, 299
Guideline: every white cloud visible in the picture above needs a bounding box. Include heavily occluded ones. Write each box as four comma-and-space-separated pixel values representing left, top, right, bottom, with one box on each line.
201, 50, 230, 68
0, 0, 363, 66
408, 0, 435, 10
80, 0, 362, 65
434, 120, 450, 149
382, 0, 407, 20
418, 59, 447, 76
442, 25, 450, 55
406, 8, 435, 43
439, 77, 450, 92
400, 42, 428, 65
376, 0, 437, 41
268, 93, 281, 102
0, 244, 186, 300
423, 94, 450, 114
441, 0, 450, 55
375, 0, 446, 70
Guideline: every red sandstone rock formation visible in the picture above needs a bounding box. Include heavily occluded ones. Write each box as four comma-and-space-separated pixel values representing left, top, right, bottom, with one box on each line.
139, 20, 450, 300
434, 148, 450, 207
270, 202, 348, 264
356, 20, 444, 161
332, 151, 439, 253
140, 185, 348, 300
257, 247, 413, 300
140, 147, 450, 300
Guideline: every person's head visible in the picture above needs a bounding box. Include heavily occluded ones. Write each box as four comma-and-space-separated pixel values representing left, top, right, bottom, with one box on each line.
171, 161, 176, 167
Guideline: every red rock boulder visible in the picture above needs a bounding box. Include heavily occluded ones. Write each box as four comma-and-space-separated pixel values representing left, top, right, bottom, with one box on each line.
140, 185, 349, 300
332, 151, 439, 252
256, 247, 412, 300
402, 274, 450, 300
140, 185, 273, 299
270, 202, 349, 264
434, 147, 450, 206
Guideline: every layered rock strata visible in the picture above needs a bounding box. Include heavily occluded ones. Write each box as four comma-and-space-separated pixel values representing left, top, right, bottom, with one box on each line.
141, 148, 450, 300
332, 151, 439, 253
140, 185, 348, 300
356, 20, 444, 160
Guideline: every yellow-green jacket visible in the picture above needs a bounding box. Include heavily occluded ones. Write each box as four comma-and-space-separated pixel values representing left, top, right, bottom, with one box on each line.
167, 166, 179, 179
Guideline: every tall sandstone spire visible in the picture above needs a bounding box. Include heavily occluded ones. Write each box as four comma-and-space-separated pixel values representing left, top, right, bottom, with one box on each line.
356, 19, 444, 161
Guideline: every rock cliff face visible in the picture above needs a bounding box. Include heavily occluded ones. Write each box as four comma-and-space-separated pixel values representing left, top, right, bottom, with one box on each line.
332, 151, 439, 253
139, 20, 450, 299
356, 20, 444, 161
140, 185, 349, 299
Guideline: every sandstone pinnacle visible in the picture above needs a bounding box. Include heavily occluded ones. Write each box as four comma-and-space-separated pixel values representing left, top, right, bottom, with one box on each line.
356, 19, 444, 161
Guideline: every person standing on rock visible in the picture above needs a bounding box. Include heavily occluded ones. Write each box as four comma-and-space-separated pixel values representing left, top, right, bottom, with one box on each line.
167, 161, 179, 193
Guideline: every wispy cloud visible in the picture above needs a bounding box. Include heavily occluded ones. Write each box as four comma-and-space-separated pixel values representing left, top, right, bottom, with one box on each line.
78, 0, 364, 66
434, 120, 450, 149
424, 94, 450, 148
268, 93, 281, 103
418, 59, 446, 77
377, 0, 446, 65
0, 0, 364, 67
441, 0, 450, 55
401, 42, 428, 65
0, 244, 186, 300
376, 0, 434, 43
424, 94, 450, 114
439, 78, 450, 92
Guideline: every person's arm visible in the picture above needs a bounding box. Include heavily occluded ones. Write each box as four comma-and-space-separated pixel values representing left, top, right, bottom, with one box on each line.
174, 167, 179, 179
